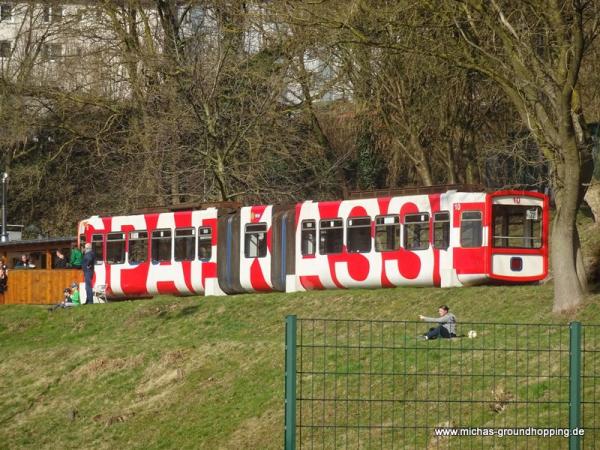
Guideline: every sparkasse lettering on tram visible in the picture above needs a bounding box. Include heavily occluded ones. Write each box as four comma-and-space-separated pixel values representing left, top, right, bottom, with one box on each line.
77, 186, 548, 299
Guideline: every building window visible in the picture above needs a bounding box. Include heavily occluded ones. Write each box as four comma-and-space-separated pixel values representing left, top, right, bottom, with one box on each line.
128, 231, 147, 264
174, 228, 195, 261
433, 211, 450, 250
198, 227, 212, 260
347, 217, 371, 253
151, 229, 172, 263
244, 223, 267, 258
301, 220, 316, 256
1, 4, 11, 21
43, 6, 62, 23
42, 43, 62, 61
106, 232, 125, 264
92, 234, 104, 264
460, 211, 483, 248
52, 6, 62, 22
375, 215, 400, 252
0, 40, 10, 58
404, 213, 430, 251
319, 218, 343, 255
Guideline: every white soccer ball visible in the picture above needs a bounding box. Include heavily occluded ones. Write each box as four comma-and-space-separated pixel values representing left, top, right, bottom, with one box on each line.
468, 330, 477, 339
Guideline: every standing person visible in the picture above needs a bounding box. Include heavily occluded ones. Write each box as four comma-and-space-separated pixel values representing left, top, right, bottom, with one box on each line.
54, 249, 68, 268
82, 243, 96, 305
418, 305, 457, 340
0, 260, 7, 293
69, 243, 82, 269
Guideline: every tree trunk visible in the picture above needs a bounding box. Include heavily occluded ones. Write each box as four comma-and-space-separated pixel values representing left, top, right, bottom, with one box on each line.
409, 133, 433, 186
550, 82, 595, 311
551, 138, 587, 312
551, 211, 585, 312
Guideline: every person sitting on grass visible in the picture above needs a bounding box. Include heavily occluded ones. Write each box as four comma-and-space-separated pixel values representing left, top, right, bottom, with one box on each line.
418, 305, 457, 340
49, 282, 80, 312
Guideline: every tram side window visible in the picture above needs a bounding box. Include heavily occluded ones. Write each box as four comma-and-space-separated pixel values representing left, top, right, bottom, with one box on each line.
128, 231, 148, 264
347, 217, 371, 253
404, 213, 430, 251
198, 227, 212, 260
319, 219, 343, 254
301, 220, 316, 256
245, 223, 267, 258
174, 228, 195, 261
151, 229, 172, 263
460, 211, 483, 248
492, 205, 542, 248
106, 232, 125, 264
91, 234, 104, 264
375, 215, 400, 252
433, 211, 450, 250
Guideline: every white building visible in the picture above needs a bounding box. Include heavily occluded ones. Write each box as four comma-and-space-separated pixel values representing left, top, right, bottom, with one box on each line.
0, 1, 345, 102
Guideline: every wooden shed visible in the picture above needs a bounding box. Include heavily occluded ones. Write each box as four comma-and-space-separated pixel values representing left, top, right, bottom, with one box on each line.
0, 237, 83, 305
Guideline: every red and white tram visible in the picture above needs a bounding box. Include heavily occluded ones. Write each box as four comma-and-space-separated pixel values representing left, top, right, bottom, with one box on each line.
77, 187, 548, 300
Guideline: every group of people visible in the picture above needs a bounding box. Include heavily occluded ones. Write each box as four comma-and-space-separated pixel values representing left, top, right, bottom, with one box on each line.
14, 245, 84, 271
54, 244, 83, 269
2, 242, 95, 310
49, 282, 80, 311
15, 254, 36, 269
48, 242, 96, 311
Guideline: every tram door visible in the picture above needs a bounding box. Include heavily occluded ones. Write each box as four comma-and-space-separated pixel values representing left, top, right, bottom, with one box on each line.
217, 211, 244, 294
271, 207, 296, 292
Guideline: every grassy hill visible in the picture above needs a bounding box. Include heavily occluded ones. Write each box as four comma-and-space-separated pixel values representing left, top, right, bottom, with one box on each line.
1, 281, 600, 449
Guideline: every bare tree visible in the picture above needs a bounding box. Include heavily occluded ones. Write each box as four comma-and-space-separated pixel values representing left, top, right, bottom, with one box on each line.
428, 0, 599, 311
302, 0, 599, 311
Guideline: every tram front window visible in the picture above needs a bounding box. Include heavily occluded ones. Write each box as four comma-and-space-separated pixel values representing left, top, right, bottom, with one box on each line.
492, 205, 542, 249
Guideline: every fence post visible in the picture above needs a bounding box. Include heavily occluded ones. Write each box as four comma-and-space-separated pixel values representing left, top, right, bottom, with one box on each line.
569, 321, 582, 450
284, 315, 297, 450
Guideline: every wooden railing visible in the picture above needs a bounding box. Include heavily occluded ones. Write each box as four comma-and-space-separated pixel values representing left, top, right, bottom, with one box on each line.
0, 269, 83, 305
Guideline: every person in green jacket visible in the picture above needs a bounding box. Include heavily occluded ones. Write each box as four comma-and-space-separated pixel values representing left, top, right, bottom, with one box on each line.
49, 282, 80, 311
68, 282, 81, 305
69, 244, 82, 269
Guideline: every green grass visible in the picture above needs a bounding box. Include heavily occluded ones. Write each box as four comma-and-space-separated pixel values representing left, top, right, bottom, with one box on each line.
1, 282, 600, 449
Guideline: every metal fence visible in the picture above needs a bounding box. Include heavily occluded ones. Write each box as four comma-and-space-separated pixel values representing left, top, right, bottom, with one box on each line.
582, 325, 600, 449
284, 317, 600, 449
